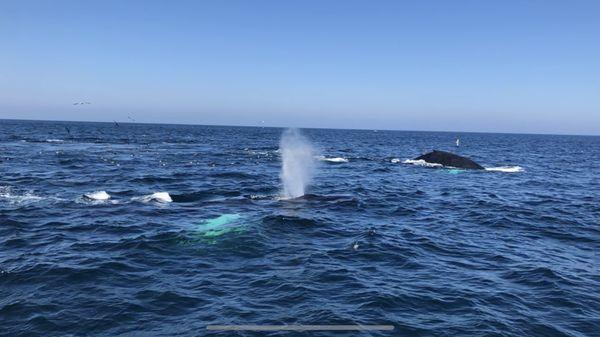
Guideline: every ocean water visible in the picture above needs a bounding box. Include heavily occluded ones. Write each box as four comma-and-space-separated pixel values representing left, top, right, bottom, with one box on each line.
0, 119, 598, 336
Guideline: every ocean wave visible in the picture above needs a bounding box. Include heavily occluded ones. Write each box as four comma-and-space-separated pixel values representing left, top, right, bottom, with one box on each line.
316, 155, 349, 163
45, 139, 65, 143
170, 190, 240, 203
301, 193, 357, 202
390, 158, 401, 163
485, 166, 524, 173
209, 171, 258, 179
130, 176, 179, 184
244, 148, 278, 157
170, 191, 210, 203
262, 214, 318, 227
132, 192, 172, 203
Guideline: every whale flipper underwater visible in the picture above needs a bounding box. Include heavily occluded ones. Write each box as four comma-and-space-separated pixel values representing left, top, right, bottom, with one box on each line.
195, 214, 244, 238
414, 150, 484, 170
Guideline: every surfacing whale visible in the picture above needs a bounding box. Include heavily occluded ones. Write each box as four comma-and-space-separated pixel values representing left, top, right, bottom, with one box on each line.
414, 150, 484, 170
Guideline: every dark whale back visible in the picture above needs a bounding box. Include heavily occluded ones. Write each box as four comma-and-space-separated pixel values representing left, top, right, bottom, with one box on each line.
415, 150, 484, 170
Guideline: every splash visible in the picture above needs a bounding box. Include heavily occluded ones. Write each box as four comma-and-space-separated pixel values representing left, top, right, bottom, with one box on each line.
485, 166, 524, 173
0, 186, 43, 204
402, 159, 443, 168
279, 129, 315, 199
132, 192, 172, 203
84, 191, 110, 200
316, 155, 349, 163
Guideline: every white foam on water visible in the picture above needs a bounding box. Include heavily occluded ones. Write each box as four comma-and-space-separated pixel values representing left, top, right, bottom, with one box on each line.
404, 159, 523, 172
152, 192, 173, 202
133, 192, 172, 203
84, 191, 111, 200
249, 194, 276, 200
316, 155, 349, 163
0, 186, 44, 204
46, 139, 64, 143
402, 159, 443, 168
391, 158, 401, 163
485, 166, 524, 173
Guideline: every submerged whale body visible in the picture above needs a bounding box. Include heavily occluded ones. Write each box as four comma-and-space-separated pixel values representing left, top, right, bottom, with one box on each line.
195, 214, 243, 238
414, 150, 484, 170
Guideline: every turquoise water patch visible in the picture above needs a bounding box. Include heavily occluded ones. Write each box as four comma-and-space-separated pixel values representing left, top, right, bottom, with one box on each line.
179, 213, 246, 246
446, 169, 465, 174
195, 213, 245, 238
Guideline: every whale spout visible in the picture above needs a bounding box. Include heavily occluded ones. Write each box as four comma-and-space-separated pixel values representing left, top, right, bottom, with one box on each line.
414, 150, 484, 170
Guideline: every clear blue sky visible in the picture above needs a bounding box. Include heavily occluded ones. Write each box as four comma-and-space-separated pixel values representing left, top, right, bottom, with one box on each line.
1, 0, 599, 134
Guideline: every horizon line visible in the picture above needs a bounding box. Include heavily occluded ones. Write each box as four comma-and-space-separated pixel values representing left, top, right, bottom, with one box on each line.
1, 117, 598, 137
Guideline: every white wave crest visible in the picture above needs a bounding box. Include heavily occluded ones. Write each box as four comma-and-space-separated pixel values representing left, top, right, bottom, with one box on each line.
390, 158, 401, 163
46, 139, 64, 143
485, 166, 523, 173
84, 191, 110, 200
133, 192, 172, 203
317, 155, 349, 163
402, 159, 443, 168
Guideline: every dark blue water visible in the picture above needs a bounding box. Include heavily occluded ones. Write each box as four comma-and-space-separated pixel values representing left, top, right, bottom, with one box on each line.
1, 119, 598, 336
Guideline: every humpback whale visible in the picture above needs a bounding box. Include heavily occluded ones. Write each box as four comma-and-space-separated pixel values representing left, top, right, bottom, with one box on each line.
414, 150, 484, 170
